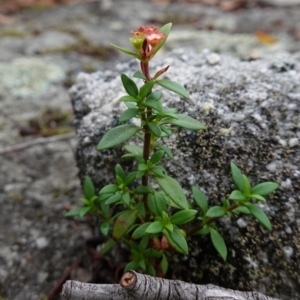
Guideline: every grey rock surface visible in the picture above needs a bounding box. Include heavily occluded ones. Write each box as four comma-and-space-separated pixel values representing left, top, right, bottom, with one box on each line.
70, 49, 300, 299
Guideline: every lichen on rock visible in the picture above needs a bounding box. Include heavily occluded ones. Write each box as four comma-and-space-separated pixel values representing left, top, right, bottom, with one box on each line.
0, 57, 65, 97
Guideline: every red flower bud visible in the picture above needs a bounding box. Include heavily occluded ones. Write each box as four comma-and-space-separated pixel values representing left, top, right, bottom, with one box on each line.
131, 25, 165, 46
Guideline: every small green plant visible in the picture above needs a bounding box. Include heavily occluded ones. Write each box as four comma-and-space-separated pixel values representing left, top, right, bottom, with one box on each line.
66, 23, 278, 276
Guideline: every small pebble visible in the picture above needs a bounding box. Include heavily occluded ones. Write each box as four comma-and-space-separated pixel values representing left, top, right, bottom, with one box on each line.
266, 161, 277, 172
285, 226, 292, 234
37, 271, 49, 284
281, 178, 292, 189
288, 138, 299, 148
282, 246, 294, 259
36, 237, 49, 249
237, 218, 247, 228
206, 53, 221, 65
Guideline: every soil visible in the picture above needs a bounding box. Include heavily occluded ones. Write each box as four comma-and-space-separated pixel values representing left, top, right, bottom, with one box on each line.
0, 0, 299, 299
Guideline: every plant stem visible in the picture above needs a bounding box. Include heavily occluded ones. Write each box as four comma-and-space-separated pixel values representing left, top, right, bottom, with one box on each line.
187, 203, 239, 236
140, 61, 152, 220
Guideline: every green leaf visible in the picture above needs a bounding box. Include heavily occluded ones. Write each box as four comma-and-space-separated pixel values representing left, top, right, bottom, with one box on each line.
79, 206, 92, 217
135, 170, 145, 179
160, 125, 172, 137
156, 79, 189, 99
251, 182, 279, 196
105, 192, 122, 205
192, 186, 208, 214
232, 206, 251, 215
124, 172, 137, 186
250, 194, 266, 202
195, 226, 210, 235
110, 44, 141, 59
139, 259, 146, 271
150, 166, 165, 178
100, 238, 115, 255
156, 144, 173, 158
132, 222, 151, 239
159, 113, 178, 121
83, 176, 95, 200
152, 23, 172, 57
116, 175, 123, 186
123, 144, 143, 156
98, 193, 113, 202
115, 164, 125, 180
206, 206, 225, 218
121, 73, 138, 97
229, 190, 246, 201
245, 203, 272, 231
230, 163, 244, 193
161, 211, 170, 224
124, 260, 139, 272
210, 228, 227, 261
119, 95, 138, 102
99, 184, 119, 195
144, 248, 161, 259
150, 150, 164, 164
134, 185, 152, 194
119, 108, 139, 123
165, 222, 173, 232
121, 191, 131, 205
155, 176, 189, 210
170, 210, 197, 225
147, 91, 162, 101
139, 81, 155, 100
79, 198, 90, 205
133, 71, 146, 80
136, 202, 146, 218
100, 202, 110, 217
146, 262, 156, 276
100, 221, 110, 236
145, 221, 164, 234
148, 122, 162, 137
97, 124, 140, 150
147, 192, 167, 217
222, 199, 230, 209
65, 207, 82, 217
113, 210, 138, 240
144, 99, 163, 112
243, 175, 251, 197
161, 254, 168, 275
164, 228, 188, 254
166, 114, 206, 130
139, 236, 149, 250
138, 163, 148, 172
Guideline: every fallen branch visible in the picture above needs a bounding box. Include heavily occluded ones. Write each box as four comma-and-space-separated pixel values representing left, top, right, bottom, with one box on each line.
62, 270, 281, 300
0, 132, 75, 155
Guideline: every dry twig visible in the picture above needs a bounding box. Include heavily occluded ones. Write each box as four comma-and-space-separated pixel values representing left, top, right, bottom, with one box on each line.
62, 270, 281, 300
0, 132, 75, 155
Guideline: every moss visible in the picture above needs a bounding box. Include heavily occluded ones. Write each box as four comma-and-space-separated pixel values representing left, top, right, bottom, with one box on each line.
82, 62, 96, 73
20, 108, 74, 137
8, 192, 24, 201
0, 28, 28, 38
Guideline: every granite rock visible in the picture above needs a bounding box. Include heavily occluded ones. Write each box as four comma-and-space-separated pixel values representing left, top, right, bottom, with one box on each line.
69, 49, 300, 299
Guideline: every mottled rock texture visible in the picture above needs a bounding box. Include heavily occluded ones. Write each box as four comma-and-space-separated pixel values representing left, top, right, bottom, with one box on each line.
69, 49, 300, 299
